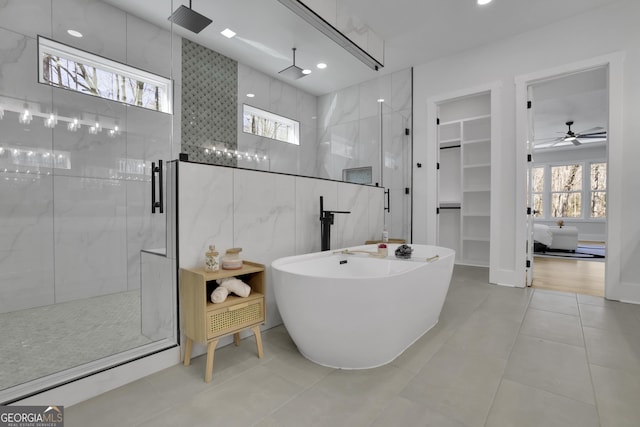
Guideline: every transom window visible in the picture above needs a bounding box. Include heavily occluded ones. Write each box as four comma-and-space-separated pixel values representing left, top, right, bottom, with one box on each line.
531, 161, 606, 219
38, 36, 172, 113
242, 104, 299, 145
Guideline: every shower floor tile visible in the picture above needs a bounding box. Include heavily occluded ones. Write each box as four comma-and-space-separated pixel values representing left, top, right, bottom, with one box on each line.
0, 290, 151, 390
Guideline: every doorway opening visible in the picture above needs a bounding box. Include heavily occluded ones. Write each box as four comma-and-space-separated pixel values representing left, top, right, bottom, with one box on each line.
526, 66, 608, 296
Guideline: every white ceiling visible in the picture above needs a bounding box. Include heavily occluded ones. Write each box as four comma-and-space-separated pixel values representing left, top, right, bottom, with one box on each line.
102, 0, 612, 150
531, 67, 608, 150
102, 0, 620, 96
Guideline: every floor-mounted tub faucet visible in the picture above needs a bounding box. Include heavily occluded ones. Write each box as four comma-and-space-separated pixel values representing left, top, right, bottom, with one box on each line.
320, 196, 350, 251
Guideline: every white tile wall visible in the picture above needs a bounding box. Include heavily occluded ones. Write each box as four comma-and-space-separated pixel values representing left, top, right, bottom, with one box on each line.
0, 29, 52, 104
0, 0, 52, 39
0, 173, 55, 314
141, 251, 175, 341
233, 169, 296, 328
53, 176, 128, 303
51, 0, 127, 63
317, 68, 412, 240
177, 163, 234, 270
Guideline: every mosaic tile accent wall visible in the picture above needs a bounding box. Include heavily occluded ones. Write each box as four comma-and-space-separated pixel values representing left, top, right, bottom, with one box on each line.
181, 38, 237, 166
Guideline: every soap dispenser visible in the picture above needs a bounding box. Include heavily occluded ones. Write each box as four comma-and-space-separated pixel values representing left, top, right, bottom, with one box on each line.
205, 245, 219, 272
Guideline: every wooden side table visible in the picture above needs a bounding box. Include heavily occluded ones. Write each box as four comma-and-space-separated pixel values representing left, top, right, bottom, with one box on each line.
180, 262, 265, 382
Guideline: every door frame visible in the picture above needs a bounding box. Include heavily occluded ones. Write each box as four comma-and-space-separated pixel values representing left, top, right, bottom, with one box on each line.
427, 81, 502, 283
515, 53, 624, 295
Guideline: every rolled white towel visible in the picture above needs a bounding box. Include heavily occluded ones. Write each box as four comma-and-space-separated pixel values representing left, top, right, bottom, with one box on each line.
216, 277, 251, 297
211, 286, 228, 303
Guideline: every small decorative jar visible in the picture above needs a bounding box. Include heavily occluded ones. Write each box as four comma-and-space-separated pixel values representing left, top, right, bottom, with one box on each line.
205, 245, 219, 272
377, 243, 388, 257
222, 247, 243, 270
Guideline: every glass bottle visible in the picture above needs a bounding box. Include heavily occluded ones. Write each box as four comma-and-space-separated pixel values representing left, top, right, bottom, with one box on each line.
205, 245, 219, 271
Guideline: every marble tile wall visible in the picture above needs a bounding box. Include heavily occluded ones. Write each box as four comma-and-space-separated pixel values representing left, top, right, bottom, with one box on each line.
178, 161, 384, 355
317, 68, 412, 240
0, 0, 176, 313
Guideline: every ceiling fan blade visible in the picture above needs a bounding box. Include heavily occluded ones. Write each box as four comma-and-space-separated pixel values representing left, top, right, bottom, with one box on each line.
571, 139, 582, 146
576, 126, 604, 134
536, 136, 564, 142
576, 134, 607, 139
577, 131, 607, 138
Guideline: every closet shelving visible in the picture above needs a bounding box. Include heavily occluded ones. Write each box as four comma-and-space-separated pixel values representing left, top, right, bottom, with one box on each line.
438, 113, 491, 267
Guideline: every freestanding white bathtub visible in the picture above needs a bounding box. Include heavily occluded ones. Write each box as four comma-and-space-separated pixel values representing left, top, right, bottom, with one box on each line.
271, 244, 455, 369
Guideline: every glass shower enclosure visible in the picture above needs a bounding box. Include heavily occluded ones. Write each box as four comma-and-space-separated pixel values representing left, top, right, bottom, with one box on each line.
0, 0, 177, 403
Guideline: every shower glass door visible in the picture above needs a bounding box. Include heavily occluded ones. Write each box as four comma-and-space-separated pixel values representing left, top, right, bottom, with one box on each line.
0, 0, 177, 403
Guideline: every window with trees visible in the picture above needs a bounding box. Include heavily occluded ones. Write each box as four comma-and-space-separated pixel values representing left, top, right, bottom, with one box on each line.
551, 164, 582, 218
242, 104, 299, 145
532, 161, 606, 220
590, 162, 607, 218
531, 166, 544, 217
38, 36, 172, 113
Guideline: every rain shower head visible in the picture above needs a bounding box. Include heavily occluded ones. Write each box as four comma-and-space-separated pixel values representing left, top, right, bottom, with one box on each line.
279, 48, 306, 80
168, 1, 212, 34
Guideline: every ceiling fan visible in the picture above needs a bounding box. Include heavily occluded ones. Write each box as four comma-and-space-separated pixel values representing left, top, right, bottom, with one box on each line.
540, 120, 607, 147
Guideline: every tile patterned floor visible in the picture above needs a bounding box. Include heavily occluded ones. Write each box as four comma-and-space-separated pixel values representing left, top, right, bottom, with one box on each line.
0, 291, 151, 390
66, 266, 640, 427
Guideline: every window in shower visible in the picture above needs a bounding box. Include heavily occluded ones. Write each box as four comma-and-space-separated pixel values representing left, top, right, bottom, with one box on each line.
38, 36, 172, 113
242, 104, 300, 145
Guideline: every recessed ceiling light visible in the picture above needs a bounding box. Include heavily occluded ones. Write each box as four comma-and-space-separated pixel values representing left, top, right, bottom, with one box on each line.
246, 93, 255, 98
477, 0, 492, 5
317, 63, 327, 69
67, 29, 83, 38
221, 28, 236, 38
302, 69, 312, 75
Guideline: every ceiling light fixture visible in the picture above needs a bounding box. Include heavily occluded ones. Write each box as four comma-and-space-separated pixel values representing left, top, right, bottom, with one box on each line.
19, 103, 32, 125
302, 69, 312, 75
67, 118, 80, 132
221, 28, 236, 38
89, 117, 101, 135
377, 98, 385, 103
67, 29, 83, 38
168, 0, 212, 34
276, 0, 383, 71
477, 0, 492, 5
44, 113, 57, 129
316, 63, 327, 69
246, 93, 255, 98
